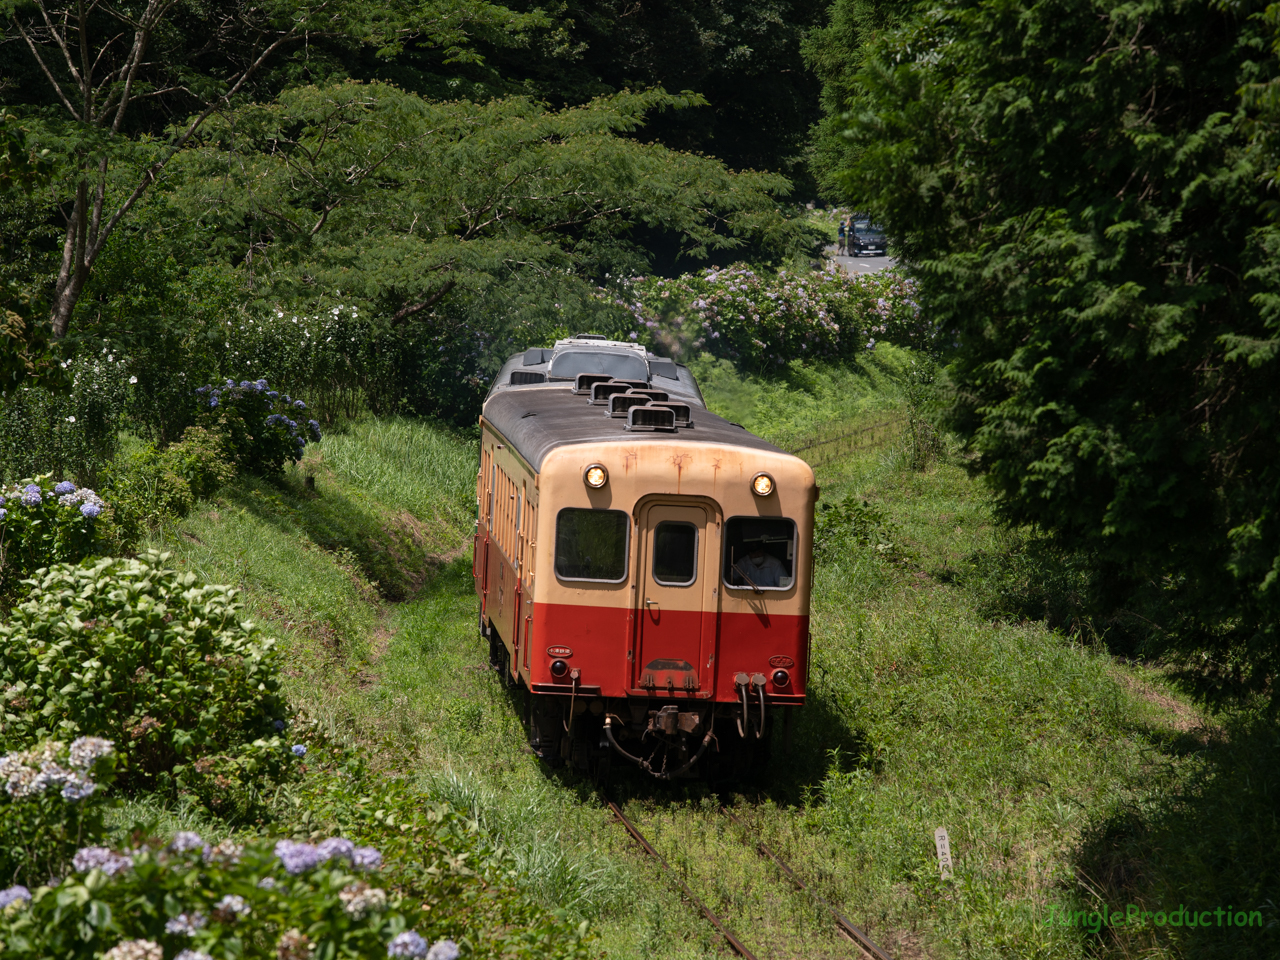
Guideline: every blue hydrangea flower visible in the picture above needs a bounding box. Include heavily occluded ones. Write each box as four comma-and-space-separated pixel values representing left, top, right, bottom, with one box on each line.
426, 941, 460, 960
291, 744, 307, 757
351, 846, 382, 871
61, 779, 97, 800
209, 398, 219, 408
255, 379, 268, 390
195, 385, 210, 394
240, 380, 251, 389
274, 719, 286, 731
54, 480, 76, 495
317, 837, 354, 862
0, 509, 7, 522
21, 484, 41, 506
294, 400, 307, 410
225, 379, 236, 388
0, 885, 31, 909
267, 391, 279, 399
80, 502, 102, 518
274, 839, 324, 874
387, 931, 429, 958
308, 420, 322, 442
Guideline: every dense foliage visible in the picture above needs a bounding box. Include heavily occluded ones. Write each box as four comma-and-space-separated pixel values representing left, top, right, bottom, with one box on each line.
614, 262, 932, 370
0, 477, 111, 602
0, 737, 116, 886
0, 554, 295, 816
832, 0, 1280, 694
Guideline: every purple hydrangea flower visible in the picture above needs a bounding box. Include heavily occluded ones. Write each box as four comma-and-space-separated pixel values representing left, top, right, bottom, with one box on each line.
387, 931, 429, 958
209, 398, 219, 408
54, 481, 76, 495
165, 912, 207, 935
240, 380, 252, 389
267, 391, 279, 399
352, 846, 382, 871
0, 885, 31, 909
61, 778, 97, 800
426, 941, 460, 960
21, 484, 41, 506
294, 400, 306, 410
72, 846, 133, 876
291, 744, 307, 757
275, 839, 324, 875
255, 379, 268, 390
274, 719, 286, 731
169, 831, 204, 854
0, 509, 7, 521
317, 837, 354, 863
80, 502, 102, 519
308, 420, 322, 442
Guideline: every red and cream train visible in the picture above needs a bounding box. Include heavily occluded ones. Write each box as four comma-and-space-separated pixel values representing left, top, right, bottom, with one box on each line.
473, 335, 816, 779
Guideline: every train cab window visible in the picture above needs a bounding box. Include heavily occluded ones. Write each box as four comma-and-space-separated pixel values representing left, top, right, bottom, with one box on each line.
653, 521, 698, 586
549, 350, 648, 383
723, 517, 796, 591
555, 508, 630, 582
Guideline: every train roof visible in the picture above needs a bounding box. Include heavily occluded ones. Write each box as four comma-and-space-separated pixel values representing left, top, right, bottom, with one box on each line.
482, 386, 783, 472
487, 335, 706, 408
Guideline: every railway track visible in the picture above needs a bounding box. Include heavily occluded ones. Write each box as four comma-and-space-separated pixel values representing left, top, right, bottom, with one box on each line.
605, 799, 893, 960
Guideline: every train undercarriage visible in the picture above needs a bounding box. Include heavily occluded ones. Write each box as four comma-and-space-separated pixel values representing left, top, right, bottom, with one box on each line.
488, 630, 778, 782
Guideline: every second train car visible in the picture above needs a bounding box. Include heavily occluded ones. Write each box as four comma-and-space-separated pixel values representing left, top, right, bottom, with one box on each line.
473, 334, 816, 779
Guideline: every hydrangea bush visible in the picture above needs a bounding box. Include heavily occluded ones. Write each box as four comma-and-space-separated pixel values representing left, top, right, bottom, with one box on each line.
607, 263, 936, 369
0, 831, 458, 960
0, 553, 296, 819
192, 379, 320, 477
0, 737, 116, 885
0, 476, 111, 604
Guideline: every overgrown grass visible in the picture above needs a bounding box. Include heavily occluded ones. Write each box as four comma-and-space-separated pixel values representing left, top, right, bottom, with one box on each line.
141, 358, 1275, 960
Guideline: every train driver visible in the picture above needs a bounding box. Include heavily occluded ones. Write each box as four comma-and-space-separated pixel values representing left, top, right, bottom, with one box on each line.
738, 542, 787, 589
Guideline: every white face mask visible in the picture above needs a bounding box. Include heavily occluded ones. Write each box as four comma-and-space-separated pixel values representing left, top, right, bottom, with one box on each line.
750, 554, 766, 566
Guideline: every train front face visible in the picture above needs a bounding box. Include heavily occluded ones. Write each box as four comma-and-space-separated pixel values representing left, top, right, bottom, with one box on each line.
527, 439, 815, 778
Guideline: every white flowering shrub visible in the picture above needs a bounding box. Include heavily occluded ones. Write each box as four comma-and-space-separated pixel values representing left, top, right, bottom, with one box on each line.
608, 263, 935, 369
0, 476, 111, 604
0, 737, 116, 885
0, 831, 460, 960
0, 553, 297, 819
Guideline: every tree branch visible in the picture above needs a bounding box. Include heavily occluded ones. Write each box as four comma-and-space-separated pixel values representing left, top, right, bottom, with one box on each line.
14, 17, 82, 120
391, 279, 457, 325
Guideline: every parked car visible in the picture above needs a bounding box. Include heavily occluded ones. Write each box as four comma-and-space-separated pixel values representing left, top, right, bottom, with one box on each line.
850, 221, 887, 256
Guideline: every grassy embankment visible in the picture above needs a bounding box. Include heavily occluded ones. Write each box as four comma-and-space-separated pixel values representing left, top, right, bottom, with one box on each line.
140, 346, 1271, 960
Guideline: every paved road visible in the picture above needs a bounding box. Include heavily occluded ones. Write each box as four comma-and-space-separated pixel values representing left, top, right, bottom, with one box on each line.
825, 246, 897, 275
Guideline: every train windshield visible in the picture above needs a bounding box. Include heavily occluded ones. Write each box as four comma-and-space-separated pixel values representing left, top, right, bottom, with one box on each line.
723, 517, 796, 590
549, 350, 648, 382
555, 508, 630, 582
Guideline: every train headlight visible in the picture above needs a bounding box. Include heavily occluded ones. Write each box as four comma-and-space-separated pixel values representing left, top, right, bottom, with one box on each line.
584, 464, 608, 489
772, 669, 790, 687
550, 659, 570, 679
751, 472, 775, 497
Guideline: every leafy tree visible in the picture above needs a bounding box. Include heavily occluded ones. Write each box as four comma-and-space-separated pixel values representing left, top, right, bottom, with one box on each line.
835, 0, 1280, 697
167, 83, 803, 322
800, 0, 898, 197
0, 0, 547, 340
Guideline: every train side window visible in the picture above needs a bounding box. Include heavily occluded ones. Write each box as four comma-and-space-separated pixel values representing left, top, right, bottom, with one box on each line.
653, 521, 698, 586
723, 517, 796, 591
555, 508, 629, 582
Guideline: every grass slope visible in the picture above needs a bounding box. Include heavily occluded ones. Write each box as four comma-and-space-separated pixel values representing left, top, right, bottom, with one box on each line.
148, 353, 1272, 960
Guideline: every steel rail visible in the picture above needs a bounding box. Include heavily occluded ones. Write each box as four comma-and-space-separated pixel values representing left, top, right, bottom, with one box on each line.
721, 808, 893, 960
605, 799, 760, 960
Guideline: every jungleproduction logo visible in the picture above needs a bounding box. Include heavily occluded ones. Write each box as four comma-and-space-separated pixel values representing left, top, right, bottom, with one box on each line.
1049, 903, 1265, 933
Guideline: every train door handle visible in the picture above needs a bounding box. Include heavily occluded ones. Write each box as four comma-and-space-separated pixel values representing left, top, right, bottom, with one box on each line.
645, 599, 659, 611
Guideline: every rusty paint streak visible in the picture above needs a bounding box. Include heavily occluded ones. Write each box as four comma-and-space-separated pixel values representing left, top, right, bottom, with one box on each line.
670, 453, 692, 493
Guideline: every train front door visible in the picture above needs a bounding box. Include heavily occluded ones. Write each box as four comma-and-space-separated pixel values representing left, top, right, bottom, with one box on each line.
634, 501, 715, 696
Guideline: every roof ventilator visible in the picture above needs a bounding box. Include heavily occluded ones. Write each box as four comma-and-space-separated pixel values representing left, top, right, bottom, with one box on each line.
626, 405, 677, 432
575, 373, 613, 395
609, 394, 652, 418
591, 382, 632, 405
625, 388, 669, 403
648, 401, 693, 426
510, 370, 546, 385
